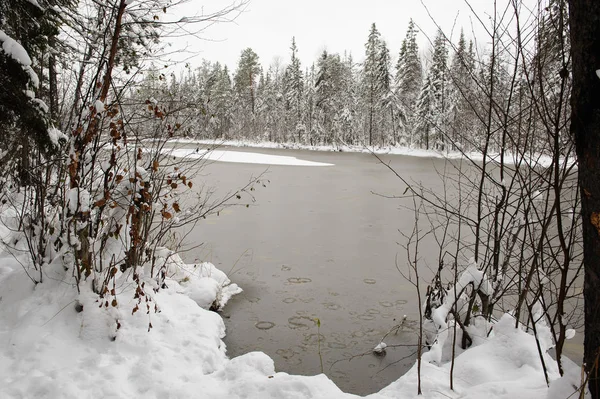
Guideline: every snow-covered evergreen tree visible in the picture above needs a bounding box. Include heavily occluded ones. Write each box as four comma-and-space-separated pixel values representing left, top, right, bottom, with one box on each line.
338, 52, 360, 144
304, 63, 318, 145
448, 30, 477, 149
233, 48, 261, 137
395, 19, 423, 145
204, 63, 234, 139
415, 74, 435, 149
315, 50, 335, 143
361, 23, 394, 146
283, 37, 305, 143
257, 60, 286, 142
0, 0, 67, 184
362, 23, 382, 146
416, 29, 451, 150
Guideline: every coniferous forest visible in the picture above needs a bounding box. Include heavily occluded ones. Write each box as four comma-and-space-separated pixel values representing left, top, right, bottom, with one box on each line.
138, 15, 566, 157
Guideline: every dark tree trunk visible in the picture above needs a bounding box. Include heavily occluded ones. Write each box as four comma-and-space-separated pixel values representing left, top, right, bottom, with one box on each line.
569, 0, 600, 396
48, 36, 58, 122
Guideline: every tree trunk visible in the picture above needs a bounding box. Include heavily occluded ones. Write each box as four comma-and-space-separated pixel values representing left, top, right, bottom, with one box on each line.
48, 37, 58, 122
569, 0, 600, 396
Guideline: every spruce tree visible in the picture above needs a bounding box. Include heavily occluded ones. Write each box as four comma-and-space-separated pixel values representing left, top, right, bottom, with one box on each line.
395, 19, 423, 145
377, 40, 392, 145
234, 48, 261, 114
418, 29, 451, 150
283, 37, 304, 142
233, 48, 261, 136
212, 65, 233, 139
315, 50, 334, 143
448, 29, 476, 149
0, 0, 72, 184
338, 52, 360, 144
362, 23, 382, 146
415, 74, 435, 149
304, 63, 317, 145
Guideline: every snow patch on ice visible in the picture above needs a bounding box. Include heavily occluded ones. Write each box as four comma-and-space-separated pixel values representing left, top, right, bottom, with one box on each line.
373, 342, 387, 354
166, 147, 334, 167
168, 138, 573, 169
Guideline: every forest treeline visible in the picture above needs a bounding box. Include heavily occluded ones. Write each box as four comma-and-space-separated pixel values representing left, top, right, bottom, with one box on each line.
138, 12, 566, 154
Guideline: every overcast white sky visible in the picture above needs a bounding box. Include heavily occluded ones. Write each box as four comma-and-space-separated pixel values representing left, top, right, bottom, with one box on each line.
168, 0, 519, 72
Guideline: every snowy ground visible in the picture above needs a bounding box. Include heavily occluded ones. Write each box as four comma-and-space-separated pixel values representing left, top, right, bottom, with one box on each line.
168, 138, 574, 168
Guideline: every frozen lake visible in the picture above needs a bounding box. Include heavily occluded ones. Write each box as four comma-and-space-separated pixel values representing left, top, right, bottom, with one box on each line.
177, 146, 450, 395
179, 145, 582, 395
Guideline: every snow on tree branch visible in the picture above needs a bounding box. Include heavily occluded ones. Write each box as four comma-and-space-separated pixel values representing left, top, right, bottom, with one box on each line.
0, 29, 39, 88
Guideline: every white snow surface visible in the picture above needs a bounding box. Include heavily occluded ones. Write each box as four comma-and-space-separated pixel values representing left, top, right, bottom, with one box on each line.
167, 147, 334, 166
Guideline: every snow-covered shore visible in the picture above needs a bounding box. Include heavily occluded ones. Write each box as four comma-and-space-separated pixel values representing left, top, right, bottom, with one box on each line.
0, 244, 584, 398
168, 138, 574, 169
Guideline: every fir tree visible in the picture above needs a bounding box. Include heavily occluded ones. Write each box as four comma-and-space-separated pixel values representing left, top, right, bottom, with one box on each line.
448, 29, 477, 149
304, 63, 317, 145
234, 48, 261, 115
361, 23, 393, 146
377, 40, 392, 145
415, 74, 435, 149
233, 48, 261, 136
362, 23, 382, 145
419, 29, 451, 150
283, 37, 304, 142
395, 19, 423, 145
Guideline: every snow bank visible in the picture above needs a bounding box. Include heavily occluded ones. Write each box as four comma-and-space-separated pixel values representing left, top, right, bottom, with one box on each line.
423, 260, 492, 365
0, 256, 351, 399
153, 248, 242, 311
166, 147, 334, 166
376, 314, 584, 399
